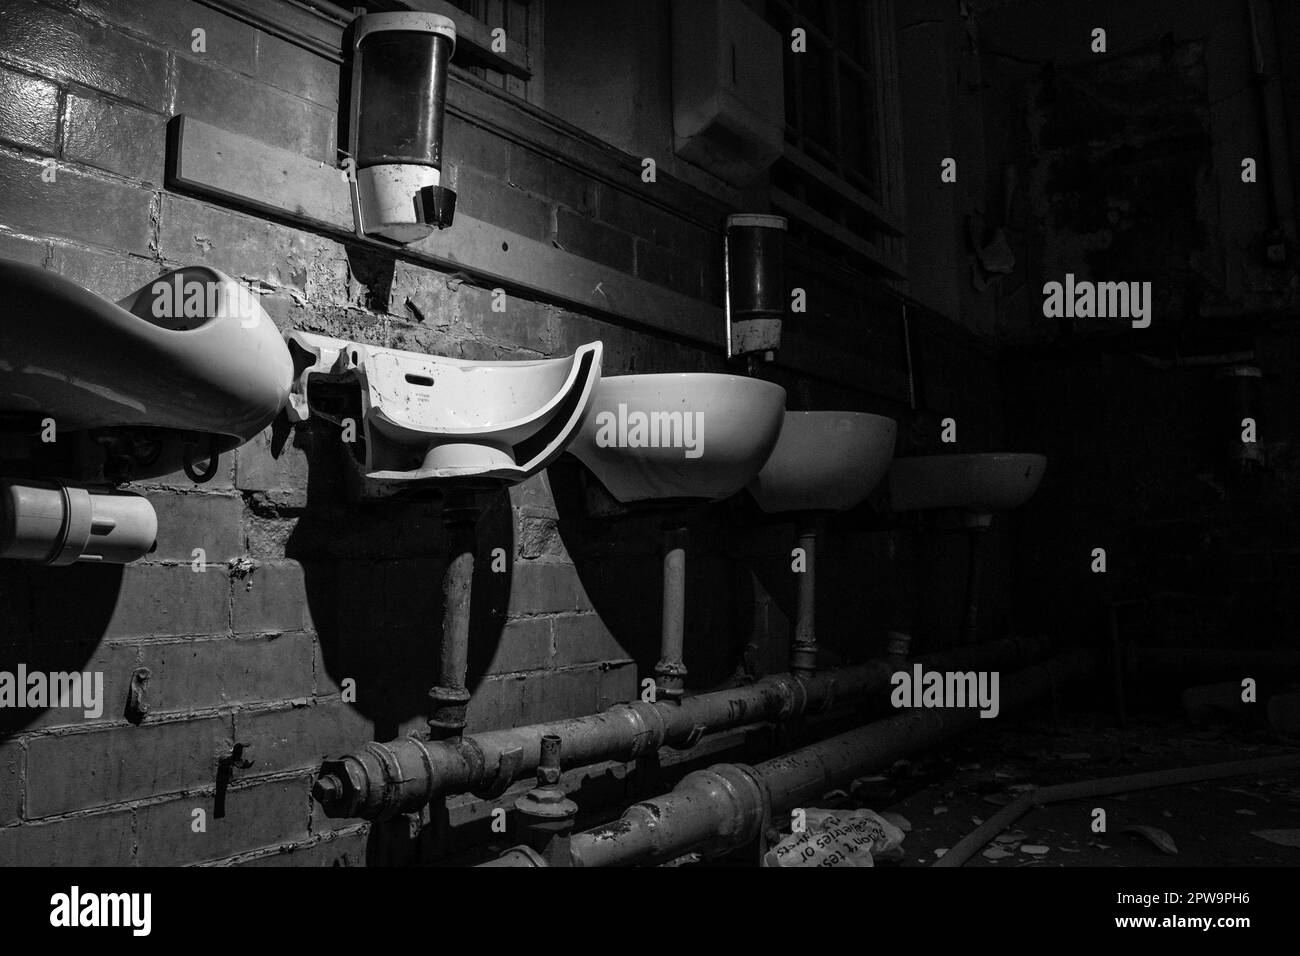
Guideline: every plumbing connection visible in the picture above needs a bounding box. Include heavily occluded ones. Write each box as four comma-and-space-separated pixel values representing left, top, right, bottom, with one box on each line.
483, 648, 1093, 866
314, 635, 1055, 819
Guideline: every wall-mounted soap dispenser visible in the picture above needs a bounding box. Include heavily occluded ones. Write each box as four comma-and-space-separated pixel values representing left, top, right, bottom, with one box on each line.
725, 213, 786, 362
346, 12, 458, 243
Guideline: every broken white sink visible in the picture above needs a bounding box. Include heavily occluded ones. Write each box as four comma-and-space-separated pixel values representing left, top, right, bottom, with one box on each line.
568, 373, 786, 503
748, 411, 897, 514
888, 453, 1047, 514
284, 330, 602, 497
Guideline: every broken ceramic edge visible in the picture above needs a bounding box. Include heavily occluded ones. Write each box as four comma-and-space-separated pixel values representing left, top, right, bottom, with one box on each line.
282, 329, 603, 494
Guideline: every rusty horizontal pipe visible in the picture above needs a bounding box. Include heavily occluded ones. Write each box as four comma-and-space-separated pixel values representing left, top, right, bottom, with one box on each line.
314, 635, 1057, 819
490, 648, 1092, 867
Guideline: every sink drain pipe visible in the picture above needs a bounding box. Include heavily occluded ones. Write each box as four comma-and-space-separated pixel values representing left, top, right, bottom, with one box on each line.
485, 648, 1094, 866
656, 523, 690, 701
427, 489, 483, 740
960, 513, 992, 645
790, 516, 820, 677
314, 635, 1056, 819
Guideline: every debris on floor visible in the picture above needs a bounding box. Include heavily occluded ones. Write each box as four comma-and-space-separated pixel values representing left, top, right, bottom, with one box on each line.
762, 808, 907, 868
793, 712, 1300, 867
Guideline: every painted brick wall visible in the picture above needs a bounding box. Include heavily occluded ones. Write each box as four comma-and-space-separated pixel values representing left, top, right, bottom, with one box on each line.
0, 0, 1006, 865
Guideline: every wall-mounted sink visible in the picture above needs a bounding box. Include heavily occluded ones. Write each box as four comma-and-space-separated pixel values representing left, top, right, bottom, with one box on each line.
889, 453, 1047, 515
285, 330, 602, 498
745, 410, 897, 677
749, 411, 897, 514
568, 373, 786, 504
567, 372, 785, 700
0, 260, 293, 480
284, 330, 604, 737
890, 453, 1046, 646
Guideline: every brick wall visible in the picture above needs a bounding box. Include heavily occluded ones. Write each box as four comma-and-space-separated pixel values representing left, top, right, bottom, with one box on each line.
0, 0, 1005, 865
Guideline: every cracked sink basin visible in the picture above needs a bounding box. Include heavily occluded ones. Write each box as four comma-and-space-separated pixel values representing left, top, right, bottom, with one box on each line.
888, 453, 1047, 513
283, 330, 603, 498
748, 411, 897, 514
568, 373, 787, 503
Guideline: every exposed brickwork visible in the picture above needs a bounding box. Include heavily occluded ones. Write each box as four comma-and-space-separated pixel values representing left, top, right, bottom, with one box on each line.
233, 701, 373, 776
134, 774, 313, 866
555, 206, 635, 272
140, 634, 317, 712
0, 805, 136, 866
0, 66, 58, 154
0, 151, 155, 256
0, 0, 170, 111
0, 741, 21, 826
76, 0, 259, 77
0, 0, 997, 867
174, 56, 337, 163
24, 716, 231, 817
233, 826, 369, 866
62, 94, 169, 184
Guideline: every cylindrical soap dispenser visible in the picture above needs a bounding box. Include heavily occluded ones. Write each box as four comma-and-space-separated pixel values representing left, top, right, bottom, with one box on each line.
724, 213, 787, 364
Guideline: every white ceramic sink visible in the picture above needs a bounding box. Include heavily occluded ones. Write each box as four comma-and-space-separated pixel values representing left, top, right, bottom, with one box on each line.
568, 373, 786, 503
0, 261, 292, 475
284, 330, 602, 495
748, 411, 897, 514
889, 453, 1047, 513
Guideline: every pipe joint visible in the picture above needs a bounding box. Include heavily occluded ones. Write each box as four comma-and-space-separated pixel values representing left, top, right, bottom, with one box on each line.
885, 630, 911, 662
620, 702, 669, 755
427, 685, 471, 738
687, 763, 768, 856
654, 660, 688, 702
316, 638, 1062, 822
588, 762, 767, 865
772, 675, 807, 720
314, 741, 403, 819
789, 643, 818, 678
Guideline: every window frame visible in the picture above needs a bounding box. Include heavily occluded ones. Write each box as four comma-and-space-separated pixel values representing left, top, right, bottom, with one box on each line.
234, 0, 544, 104
763, 0, 906, 278
420, 0, 544, 105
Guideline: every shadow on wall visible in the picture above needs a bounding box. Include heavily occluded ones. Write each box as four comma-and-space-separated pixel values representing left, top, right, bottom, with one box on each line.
278, 413, 512, 743
0, 563, 124, 735
740, 503, 903, 668
547, 457, 759, 692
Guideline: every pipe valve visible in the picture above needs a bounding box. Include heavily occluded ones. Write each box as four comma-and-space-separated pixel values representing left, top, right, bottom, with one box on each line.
513, 734, 579, 861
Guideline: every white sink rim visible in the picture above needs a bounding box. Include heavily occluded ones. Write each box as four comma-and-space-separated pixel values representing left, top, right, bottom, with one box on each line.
749, 410, 898, 514
569, 372, 787, 503
889, 452, 1047, 513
